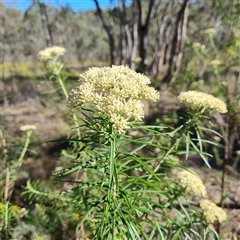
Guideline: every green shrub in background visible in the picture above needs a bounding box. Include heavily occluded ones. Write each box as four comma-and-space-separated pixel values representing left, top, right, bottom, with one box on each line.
173, 26, 240, 208
0, 125, 36, 239
20, 47, 228, 239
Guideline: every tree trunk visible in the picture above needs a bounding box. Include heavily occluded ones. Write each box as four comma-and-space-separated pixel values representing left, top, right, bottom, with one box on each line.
37, 0, 54, 47
129, 1, 139, 70
136, 0, 155, 73
118, 0, 127, 65
93, 0, 115, 65
151, 12, 172, 78
162, 0, 190, 85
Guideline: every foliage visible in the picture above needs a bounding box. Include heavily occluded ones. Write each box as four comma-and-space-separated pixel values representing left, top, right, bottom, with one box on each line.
1, 0, 240, 239
0, 126, 37, 239
172, 5, 240, 207
13, 52, 227, 239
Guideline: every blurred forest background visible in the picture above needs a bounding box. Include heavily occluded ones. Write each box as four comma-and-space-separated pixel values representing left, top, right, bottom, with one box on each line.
1, 0, 240, 239
1, 0, 239, 79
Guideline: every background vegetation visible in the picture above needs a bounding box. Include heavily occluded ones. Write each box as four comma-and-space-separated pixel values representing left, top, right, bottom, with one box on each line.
1, 0, 240, 239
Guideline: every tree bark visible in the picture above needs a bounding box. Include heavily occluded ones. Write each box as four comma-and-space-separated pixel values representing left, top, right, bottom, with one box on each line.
129, 1, 139, 70
93, 0, 115, 65
162, 0, 190, 85
136, 0, 155, 72
118, 0, 127, 65
150, 12, 172, 78
37, 0, 54, 47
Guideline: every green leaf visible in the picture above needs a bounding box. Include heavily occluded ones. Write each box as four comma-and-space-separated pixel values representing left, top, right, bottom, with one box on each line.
171, 226, 183, 240
156, 222, 166, 240
196, 129, 203, 152
126, 155, 160, 180
199, 127, 223, 138
185, 132, 190, 160
76, 206, 96, 230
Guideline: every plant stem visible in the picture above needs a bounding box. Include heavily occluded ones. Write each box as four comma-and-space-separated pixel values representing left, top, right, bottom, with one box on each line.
58, 76, 81, 139
58, 76, 69, 100
110, 134, 118, 197
4, 201, 9, 232
0, 129, 8, 166
18, 130, 32, 168
108, 133, 118, 238
4, 167, 10, 202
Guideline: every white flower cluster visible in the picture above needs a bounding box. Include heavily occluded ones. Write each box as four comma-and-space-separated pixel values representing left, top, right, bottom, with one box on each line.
68, 65, 159, 133
178, 91, 227, 113
38, 46, 66, 62
204, 28, 216, 35
192, 42, 206, 51
20, 125, 37, 132
178, 170, 207, 197
210, 60, 221, 66
200, 199, 227, 223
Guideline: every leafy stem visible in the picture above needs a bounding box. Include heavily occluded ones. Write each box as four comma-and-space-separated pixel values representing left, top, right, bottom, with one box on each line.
18, 130, 33, 168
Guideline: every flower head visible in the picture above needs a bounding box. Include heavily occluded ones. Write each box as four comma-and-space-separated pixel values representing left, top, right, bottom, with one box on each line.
178, 170, 207, 197
20, 125, 37, 132
177, 91, 227, 113
210, 60, 221, 66
192, 42, 201, 48
38, 46, 66, 62
200, 45, 206, 51
204, 28, 216, 35
68, 65, 159, 133
200, 199, 227, 223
